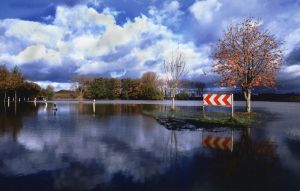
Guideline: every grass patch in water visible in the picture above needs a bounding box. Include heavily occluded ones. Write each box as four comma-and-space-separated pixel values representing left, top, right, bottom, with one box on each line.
143, 109, 258, 129
188, 113, 255, 127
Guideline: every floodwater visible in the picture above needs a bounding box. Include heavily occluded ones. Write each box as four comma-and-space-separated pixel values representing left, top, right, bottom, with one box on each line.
0, 100, 299, 191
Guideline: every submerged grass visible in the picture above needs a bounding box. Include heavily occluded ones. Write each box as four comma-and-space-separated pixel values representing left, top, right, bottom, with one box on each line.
188, 113, 255, 127
143, 109, 258, 129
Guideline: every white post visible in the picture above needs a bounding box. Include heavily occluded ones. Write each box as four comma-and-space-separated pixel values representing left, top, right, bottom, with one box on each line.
202, 102, 205, 117
231, 129, 234, 152
231, 94, 234, 118
93, 99, 96, 115
202, 94, 206, 117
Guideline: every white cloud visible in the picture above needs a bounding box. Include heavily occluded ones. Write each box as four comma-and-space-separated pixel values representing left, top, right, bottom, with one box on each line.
110, 69, 127, 78
285, 28, 300, 54
282, 65, 300, 78
2, 19, 64, 47
189, 0, 222, 24
0, 45, 62, 65
16, 45, 61, 65
149, 0, 184, 25
0, 5, 207, 86
88, 0, 102, 7
35, 81, 73, 91
75, 60, 110, 74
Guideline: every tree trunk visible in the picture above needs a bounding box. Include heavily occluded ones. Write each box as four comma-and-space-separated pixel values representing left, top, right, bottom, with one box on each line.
243, 89, 251, 113
79, 90, 84, 102
246, 127, 251, 137
171, 88, 175, 110
4, 91, 6, 102
172, 97, 175, 110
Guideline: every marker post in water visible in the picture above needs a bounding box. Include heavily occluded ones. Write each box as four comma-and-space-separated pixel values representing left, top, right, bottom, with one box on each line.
203, 93, 234, 117
93, 99, 96, 114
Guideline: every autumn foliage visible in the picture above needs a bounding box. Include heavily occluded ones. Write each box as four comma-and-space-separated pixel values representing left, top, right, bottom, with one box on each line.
213, 19, 283, 112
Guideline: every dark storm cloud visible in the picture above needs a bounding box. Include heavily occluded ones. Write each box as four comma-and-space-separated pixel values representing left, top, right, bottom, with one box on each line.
0, 0, 85, 21
139, 34, 164, 49
286, 44, 300, 66
144, 60, 158, 67
188, 0, 300, 45
20, 62, 78, 83
277, 77, 300, 93
100, 45, 133, 63
0, 0, 150, 23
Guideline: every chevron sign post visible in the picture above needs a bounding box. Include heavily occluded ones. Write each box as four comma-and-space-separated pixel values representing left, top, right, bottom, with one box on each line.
202, 135, 233, 151
203, 94, 234, 117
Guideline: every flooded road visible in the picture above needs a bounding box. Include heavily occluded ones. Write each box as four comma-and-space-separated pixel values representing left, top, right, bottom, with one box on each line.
0, 101, 299, 191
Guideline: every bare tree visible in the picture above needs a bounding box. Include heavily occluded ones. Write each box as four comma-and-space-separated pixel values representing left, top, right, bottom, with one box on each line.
163, 50, 188, 109
72, 75, 92, 101
213, 19, 283, 112
141, 72, 160, 88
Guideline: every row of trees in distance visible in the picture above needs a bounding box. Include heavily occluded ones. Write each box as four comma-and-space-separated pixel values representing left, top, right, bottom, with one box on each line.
74, 72, 164, 100
73, 72, 205, 100
0, 65, 55, 101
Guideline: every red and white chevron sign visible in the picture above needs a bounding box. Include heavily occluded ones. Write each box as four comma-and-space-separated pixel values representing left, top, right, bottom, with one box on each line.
202, 135, 233, 151
203, 94, 232, 107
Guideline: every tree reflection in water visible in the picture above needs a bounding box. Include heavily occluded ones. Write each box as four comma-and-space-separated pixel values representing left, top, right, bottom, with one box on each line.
191, 127, 283, 191
163, 130, 180, 165
0, 102, 40, 139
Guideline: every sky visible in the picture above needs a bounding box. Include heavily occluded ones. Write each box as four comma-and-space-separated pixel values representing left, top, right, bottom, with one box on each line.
0, 0, 299, 92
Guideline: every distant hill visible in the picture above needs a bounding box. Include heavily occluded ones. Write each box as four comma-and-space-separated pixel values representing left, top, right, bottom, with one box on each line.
54, 90, 76, 99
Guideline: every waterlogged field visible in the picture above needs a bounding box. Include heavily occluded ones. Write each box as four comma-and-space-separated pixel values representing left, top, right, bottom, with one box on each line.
0, 101, 299, 191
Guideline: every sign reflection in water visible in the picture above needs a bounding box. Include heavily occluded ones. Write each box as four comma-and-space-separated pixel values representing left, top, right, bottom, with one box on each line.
0, 102, 299, 191
202, 129, 234, 151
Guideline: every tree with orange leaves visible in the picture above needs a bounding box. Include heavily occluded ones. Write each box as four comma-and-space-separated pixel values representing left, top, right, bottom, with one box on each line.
213, 19, 283, 112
